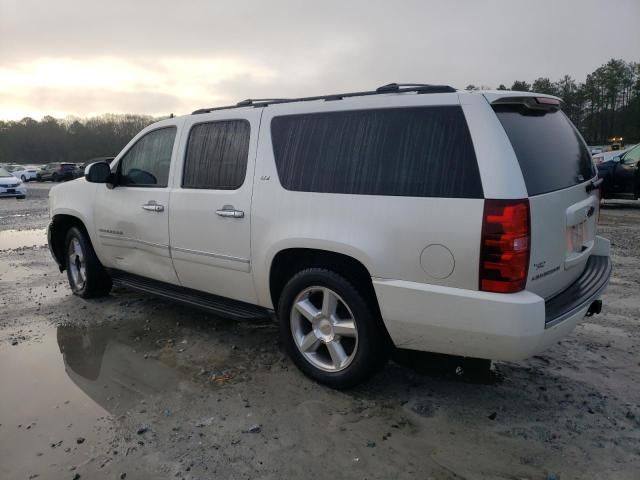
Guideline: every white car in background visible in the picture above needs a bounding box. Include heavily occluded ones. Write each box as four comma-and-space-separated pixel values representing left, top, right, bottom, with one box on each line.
7, 164, 38, 182
0, 167, 26, 199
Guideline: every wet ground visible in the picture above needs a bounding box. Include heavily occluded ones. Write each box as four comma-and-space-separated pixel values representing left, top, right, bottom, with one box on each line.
0, 183, 639, 479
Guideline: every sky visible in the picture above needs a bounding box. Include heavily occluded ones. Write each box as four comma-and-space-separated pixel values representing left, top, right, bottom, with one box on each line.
0, 0, 639, 120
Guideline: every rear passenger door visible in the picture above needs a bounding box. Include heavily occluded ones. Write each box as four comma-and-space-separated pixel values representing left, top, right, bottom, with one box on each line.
168, 111, 260, 304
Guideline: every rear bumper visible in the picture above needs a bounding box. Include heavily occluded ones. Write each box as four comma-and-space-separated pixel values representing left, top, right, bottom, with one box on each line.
545, 255, 611, 328
373, 243, 611, 361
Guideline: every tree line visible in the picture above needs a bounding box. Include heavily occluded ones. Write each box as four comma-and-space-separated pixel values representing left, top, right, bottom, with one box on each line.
0, 114, 158, 165
466, 58, 640, 146
1, 58, 638, 165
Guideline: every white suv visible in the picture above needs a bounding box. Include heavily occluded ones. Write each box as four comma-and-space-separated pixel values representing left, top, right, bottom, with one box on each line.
48, 84, 611, 388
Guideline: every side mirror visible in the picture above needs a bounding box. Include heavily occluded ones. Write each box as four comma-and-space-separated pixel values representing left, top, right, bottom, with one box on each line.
85, 161, 112, 184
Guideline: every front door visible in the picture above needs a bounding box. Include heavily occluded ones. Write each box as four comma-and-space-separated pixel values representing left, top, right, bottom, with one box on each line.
168, 111, 260, 304
93, 123, 181, 284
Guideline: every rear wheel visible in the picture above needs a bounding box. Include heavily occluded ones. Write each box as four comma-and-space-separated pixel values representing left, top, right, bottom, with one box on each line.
278, 268, 389, 389
64, 226, 112, 298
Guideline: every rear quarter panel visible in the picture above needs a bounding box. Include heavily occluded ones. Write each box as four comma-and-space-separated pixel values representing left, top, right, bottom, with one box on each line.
251, 94, 485, 308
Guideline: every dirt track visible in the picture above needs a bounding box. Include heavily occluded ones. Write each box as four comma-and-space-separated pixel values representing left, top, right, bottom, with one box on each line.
0, 183, 639, 480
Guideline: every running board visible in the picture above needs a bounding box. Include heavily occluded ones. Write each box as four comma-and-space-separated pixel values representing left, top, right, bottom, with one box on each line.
108, 269, 270, 320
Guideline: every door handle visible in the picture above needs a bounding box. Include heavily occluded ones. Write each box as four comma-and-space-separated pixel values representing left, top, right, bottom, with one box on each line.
216, 205, 244, 218
142, 202, 164, 212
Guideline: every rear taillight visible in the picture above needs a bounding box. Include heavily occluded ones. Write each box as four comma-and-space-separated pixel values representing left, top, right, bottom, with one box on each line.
479, 199, 530, 293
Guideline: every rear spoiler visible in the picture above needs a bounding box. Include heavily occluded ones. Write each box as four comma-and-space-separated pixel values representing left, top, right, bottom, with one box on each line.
490, 96, 562, 112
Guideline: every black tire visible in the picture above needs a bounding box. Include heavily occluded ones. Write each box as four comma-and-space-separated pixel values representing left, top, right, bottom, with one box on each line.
278, 268, 389, 389
21, 175, 26, 182
64, 226, 112, 298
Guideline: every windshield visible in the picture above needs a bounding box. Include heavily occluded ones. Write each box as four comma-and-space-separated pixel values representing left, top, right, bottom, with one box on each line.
494, 105, 596, 196
0, 167, 13, 177
623, 144, 640, 163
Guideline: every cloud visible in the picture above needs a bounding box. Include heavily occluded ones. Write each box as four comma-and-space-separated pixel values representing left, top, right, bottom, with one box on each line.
0, 57, 278, 118
0, 0, 638, 119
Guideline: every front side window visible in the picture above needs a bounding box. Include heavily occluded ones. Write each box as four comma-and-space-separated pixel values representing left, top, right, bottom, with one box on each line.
270, 106, 483, 198
119, 127, 176, 187
182, 120, 250, 189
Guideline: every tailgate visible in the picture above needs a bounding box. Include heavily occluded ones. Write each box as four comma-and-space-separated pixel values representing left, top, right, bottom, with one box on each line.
490, 95, 600, 298
528, 183, 599, 298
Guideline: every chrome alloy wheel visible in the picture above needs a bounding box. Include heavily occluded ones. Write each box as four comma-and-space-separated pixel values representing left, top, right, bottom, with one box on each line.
68, 237, 87, 290
290, 286, 358, 372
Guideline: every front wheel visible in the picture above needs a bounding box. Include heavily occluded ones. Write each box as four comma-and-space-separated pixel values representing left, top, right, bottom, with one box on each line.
21, 175, 26, 182
278, 268, 389, 389
64, 226, 112, 298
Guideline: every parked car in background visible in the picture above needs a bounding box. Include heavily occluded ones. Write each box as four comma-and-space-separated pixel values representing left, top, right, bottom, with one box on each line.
47, 85, 611, 388
7, 164, 38, 182
597, 142, 640, 200
0, 167, 26, 198
36, 162, 78, 182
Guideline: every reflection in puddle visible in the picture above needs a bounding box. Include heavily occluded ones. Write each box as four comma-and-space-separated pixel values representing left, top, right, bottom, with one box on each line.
0, 324, 110, 480
58, 322, 187, 412
0, 228, 47, 250
0, 321, 191, 479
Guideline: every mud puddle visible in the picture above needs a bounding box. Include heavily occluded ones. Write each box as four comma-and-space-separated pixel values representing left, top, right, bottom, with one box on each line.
0, 228, 47, 250
0, 323, 111, 479
0, 318, 207, 479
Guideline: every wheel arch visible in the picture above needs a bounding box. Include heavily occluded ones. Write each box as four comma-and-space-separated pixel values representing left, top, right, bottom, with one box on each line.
49, 213, 89, 271
268, 247, 384, 323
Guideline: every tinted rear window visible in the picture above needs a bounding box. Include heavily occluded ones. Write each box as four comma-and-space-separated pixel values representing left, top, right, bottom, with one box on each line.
270, 106, 483, 198
494, 105, 595, 195
183, 120, 250, 190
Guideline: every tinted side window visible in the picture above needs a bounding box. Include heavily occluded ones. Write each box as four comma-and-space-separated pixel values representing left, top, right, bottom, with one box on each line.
494, 106, 595, 195
119, 127, 176, 187
183, 120, 250, 189
270, 106, 482, 198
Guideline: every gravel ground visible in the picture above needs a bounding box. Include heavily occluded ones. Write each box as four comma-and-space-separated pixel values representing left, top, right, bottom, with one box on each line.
0, 183, 639, 480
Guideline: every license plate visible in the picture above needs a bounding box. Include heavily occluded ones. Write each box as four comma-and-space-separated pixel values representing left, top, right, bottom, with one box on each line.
6, 189, 15, 194
566, 219, 592, 254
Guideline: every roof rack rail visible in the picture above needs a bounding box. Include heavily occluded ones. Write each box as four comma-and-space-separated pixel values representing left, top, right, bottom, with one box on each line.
236, 98, 290, 107
192, 83, 457, 114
